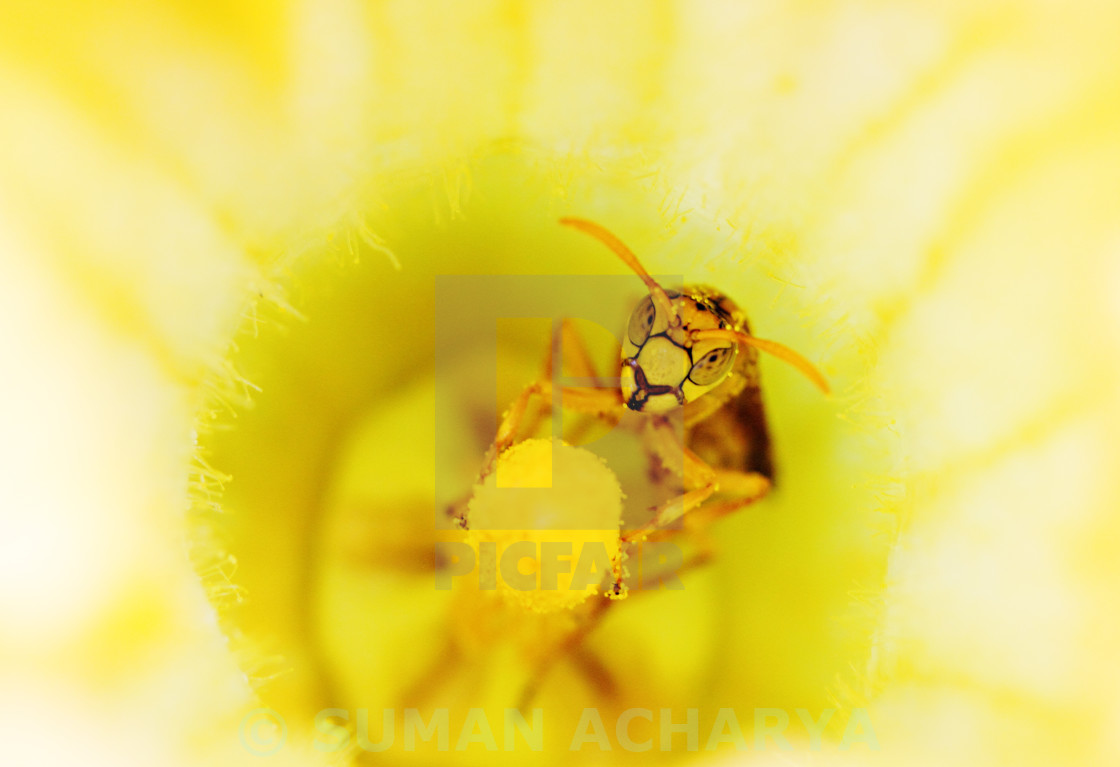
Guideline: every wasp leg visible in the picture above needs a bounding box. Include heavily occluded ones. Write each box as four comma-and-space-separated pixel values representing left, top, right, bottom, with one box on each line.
627, 419, 771, 542
547, 318, 607, 383
478, 317, 622, 491
622, 455, 770, 543
518, 318, 610, 443
449, 320, 625, 528
607, 422, 769, 591
445, 378, 550, 527
466, 381, 623, 500
555, 319, 623, 445
447, 384, 622, 527
516, 545, 716, 710
704, 468, 774, 514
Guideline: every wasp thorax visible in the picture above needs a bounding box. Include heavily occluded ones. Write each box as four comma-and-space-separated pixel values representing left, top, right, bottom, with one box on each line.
620, 290, 738, 413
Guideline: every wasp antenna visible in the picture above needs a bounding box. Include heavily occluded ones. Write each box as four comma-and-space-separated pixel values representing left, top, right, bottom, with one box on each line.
691, 329, 830, 394
559, 217, 678, 325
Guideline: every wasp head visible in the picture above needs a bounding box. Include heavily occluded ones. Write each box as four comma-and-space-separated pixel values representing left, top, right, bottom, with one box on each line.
620, 291, 737, 413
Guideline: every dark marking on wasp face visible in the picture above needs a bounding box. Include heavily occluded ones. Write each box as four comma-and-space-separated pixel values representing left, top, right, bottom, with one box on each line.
622, 286, 745, 412
624, 357, 685, 411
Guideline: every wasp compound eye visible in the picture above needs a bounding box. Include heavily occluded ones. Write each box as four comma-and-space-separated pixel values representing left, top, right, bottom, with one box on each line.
689, 344, 736, 387
627, 294, 658, 346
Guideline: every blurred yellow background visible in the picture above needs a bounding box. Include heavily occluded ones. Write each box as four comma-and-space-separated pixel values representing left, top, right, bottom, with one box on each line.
1, 1, 1119, 765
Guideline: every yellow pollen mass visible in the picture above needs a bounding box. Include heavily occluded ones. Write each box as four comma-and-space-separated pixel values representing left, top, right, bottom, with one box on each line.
466, 439, 624, 613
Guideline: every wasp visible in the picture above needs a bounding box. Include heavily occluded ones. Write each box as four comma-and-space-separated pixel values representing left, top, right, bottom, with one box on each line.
463, 217, 828, 553
447, 217, 829, 706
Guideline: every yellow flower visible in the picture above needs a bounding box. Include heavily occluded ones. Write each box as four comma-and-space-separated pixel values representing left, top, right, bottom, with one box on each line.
2, 2, 1119, 766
